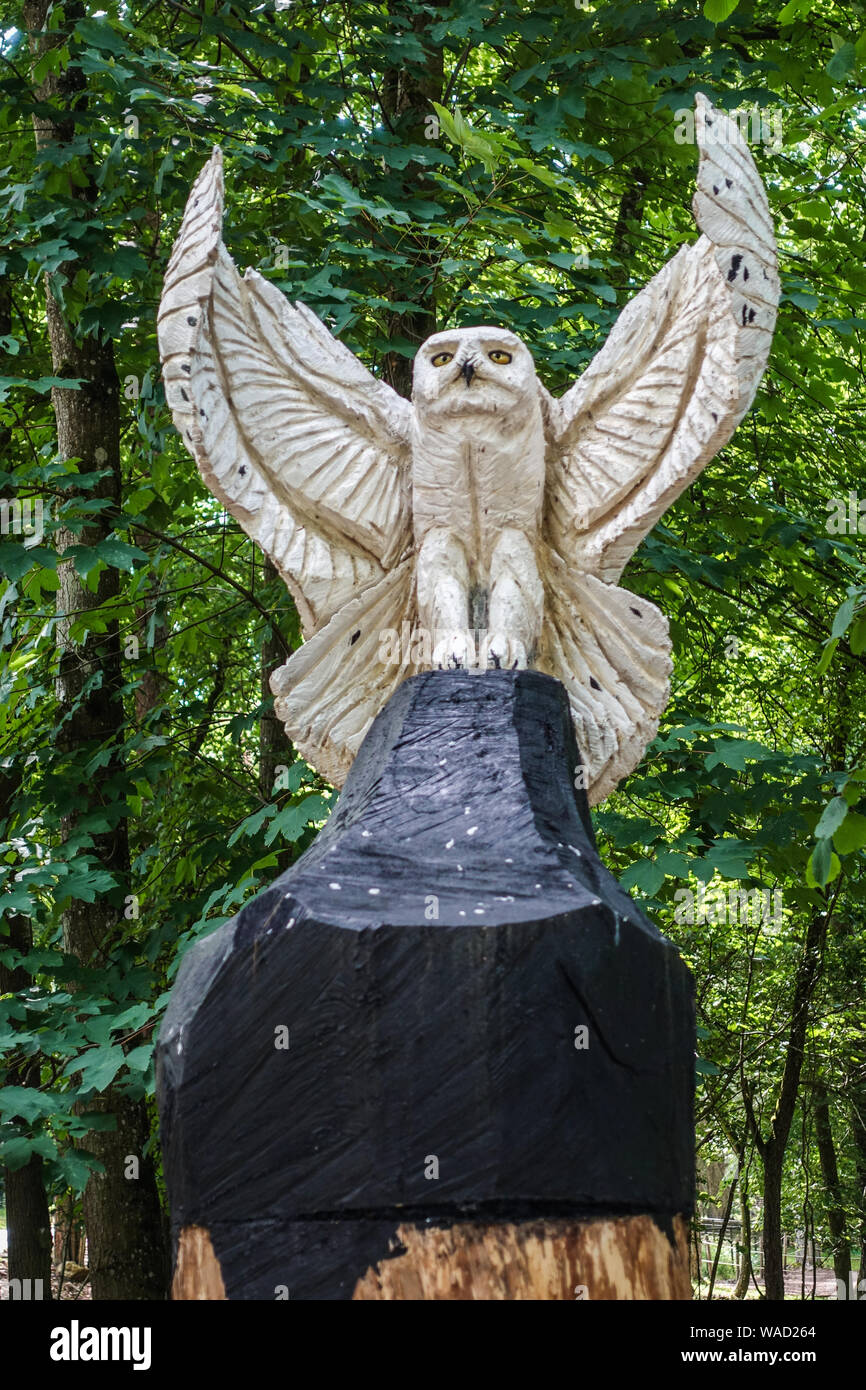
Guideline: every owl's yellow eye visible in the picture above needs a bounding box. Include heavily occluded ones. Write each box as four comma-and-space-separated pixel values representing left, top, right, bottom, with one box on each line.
488, 350, 512, 365
431, 351, 453, 367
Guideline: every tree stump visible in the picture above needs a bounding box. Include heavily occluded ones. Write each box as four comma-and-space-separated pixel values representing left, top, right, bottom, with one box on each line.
157, 670, 694, 1299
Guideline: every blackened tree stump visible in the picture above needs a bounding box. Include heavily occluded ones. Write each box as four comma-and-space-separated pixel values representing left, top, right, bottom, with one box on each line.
157, 670, 694, 1300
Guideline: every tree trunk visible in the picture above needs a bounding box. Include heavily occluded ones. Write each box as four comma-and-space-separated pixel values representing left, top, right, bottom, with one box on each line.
23, 0, 167, 1300
733, 1178, 753, 1299
0, 899, 53, 1297
762, 1152, 785, 1301
813, 1079, 851, 1291
5, 1159, 52, 1296
707, 1169, 738, 1301
609, 177, 647, 298
52, 1192, 86, 1270
751, 910, 826, 1300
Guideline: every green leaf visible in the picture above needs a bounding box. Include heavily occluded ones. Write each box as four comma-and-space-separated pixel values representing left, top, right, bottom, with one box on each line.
227, 803, 277, 848
695, 1056, 721, 1076
826, 42, 856, 81
64, 1110, 118, 1137
0, 374, 85, 402
123, 1044, 153, 1072
0, 1132, 57, 1170
816, 638, 839, 675
74, 17, 130, 53
703, 0, 740, 20
513, 157, 560, 190
66, 544, 101, 579
833, 811, 866, 855
69, 1044, 126, 1093
702, 839, 754, 879
850, 615, 866, 655
815, 796, 849, 839
264, 793, 331, 846
806, 840, 840, 888
705, 740, 773, 772
95, 537, 148, 571
620, 859, 666, 896
778, 0, 812, 21
0, 1086, 57, 1122
0, 544, 52, 582
54, 1149, 104, 1192
830, 595, 856, 638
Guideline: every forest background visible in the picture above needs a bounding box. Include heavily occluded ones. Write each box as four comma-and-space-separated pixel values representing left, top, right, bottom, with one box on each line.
0, 0, 864, 1302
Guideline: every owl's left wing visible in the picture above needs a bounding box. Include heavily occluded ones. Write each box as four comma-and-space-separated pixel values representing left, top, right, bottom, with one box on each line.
543, 93, 779, 586
158, 148, 413, 638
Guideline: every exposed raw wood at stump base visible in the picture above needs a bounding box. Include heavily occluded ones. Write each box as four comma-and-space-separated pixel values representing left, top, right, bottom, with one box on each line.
171, 1215, 690, 1300
172, 1226, 226, 1300
354, 1214, 691, 1301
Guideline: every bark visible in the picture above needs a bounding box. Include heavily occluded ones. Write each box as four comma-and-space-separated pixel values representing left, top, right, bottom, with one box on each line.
23, 0, 167, 1299
813, 1079, 851, 1291
52, 1192, 85, 1269
5, 1158, 52, 1293
0, 880, 53, 1297
706, 1168, 738, 1301
733, 1178, 753, 1300
761, 1153, 785, 1300
609, 177, 647, 299
0, 279, 53, 1284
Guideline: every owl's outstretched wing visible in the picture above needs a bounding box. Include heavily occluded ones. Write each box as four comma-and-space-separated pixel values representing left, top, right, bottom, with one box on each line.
538, 95, 778, 803
543, 93, 779, 586
158, 148, 412, 637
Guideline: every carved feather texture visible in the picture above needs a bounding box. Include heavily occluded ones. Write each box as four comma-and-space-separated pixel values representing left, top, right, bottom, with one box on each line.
545, 93, 778, 587
159, 95, 778, 805
157, 148, 412, 637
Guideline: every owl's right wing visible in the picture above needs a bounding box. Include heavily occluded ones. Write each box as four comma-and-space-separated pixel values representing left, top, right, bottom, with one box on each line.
537, 96, 779, 803
543, 93, 779, 587
158, 149, 413, 636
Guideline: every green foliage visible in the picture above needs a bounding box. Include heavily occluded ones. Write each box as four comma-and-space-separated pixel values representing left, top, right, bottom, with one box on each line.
0, 0, 864, 1286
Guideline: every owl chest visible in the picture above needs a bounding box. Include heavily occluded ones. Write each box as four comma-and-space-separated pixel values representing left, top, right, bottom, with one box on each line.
411, 427, 545, 553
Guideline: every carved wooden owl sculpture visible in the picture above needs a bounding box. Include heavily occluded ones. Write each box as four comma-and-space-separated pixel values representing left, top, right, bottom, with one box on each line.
158, 95, 778, 804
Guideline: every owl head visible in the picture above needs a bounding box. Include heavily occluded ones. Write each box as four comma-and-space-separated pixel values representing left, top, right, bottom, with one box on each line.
411, 327, 538, 420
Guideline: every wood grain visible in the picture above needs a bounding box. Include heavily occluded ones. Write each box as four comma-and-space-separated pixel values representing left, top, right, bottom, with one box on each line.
353, 1215, 691, 1301
171, 1216, 690, 1301
172, 1226, 226, 1300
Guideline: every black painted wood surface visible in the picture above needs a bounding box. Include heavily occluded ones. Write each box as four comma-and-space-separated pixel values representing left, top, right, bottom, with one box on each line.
156, 670, 694, 1299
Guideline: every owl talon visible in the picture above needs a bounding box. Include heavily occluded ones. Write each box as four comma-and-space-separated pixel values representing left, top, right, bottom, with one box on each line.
484, 634, 527, 671
432, 632, 474, 670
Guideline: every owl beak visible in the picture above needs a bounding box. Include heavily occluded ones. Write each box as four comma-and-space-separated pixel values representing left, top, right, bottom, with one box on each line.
460, 360, 475, 387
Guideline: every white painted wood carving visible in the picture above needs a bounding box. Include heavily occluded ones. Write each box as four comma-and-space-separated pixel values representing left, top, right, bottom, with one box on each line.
158, 95, 779, 804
